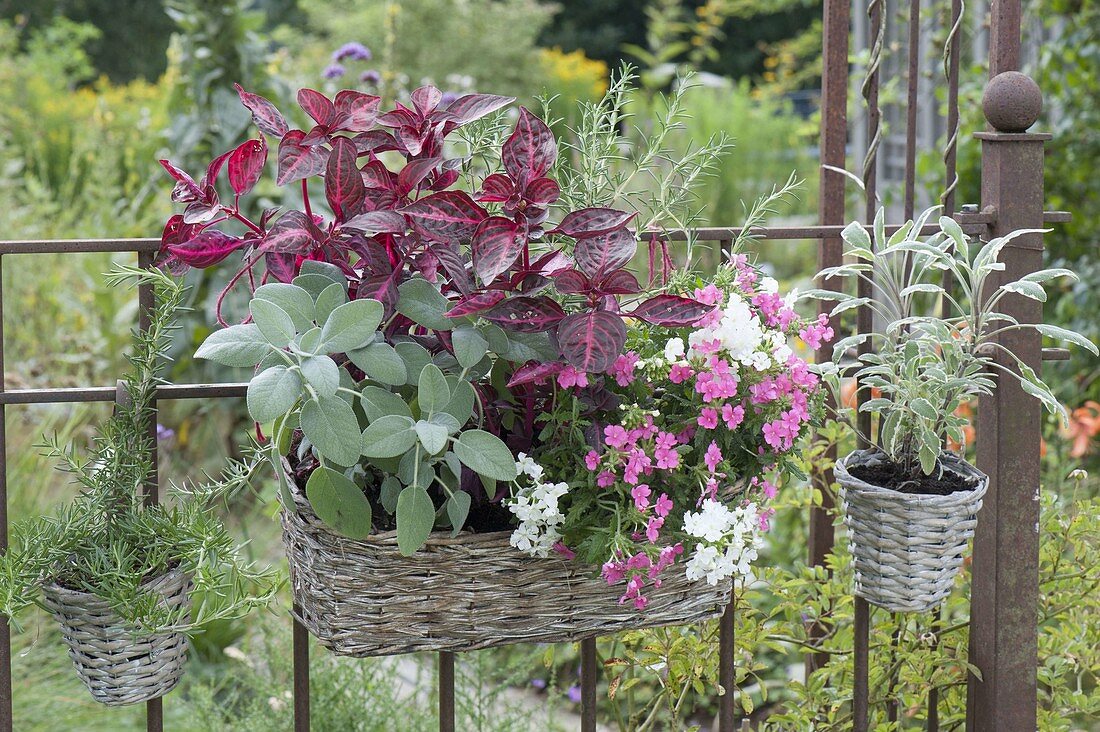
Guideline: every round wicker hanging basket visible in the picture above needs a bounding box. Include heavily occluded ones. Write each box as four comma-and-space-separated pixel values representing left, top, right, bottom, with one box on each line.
40, 568, 192, 706
279, 472, 731, 657
836, 449, 987, 614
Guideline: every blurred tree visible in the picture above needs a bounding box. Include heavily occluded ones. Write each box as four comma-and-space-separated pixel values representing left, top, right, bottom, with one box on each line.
0, 0, 299, 83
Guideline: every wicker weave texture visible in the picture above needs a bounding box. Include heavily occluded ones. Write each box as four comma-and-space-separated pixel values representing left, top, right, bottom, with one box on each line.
40, 568, 191, 706
280, 477, 731, 657
836, 450, 987, 614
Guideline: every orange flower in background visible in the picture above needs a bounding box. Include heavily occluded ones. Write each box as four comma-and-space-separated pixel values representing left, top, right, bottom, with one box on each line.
947, 399, 976, 452
1065, 401, 1100, 458
840, 379, 881, 410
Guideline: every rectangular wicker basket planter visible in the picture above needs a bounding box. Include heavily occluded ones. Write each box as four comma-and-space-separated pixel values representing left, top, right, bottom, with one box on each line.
279, 474, 731, 657
835, 449, 987, 614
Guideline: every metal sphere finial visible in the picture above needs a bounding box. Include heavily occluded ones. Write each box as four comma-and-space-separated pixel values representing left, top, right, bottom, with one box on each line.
982, 71, 1043, 133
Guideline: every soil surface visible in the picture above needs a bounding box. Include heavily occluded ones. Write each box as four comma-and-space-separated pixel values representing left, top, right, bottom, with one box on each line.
848, 459, 977, 496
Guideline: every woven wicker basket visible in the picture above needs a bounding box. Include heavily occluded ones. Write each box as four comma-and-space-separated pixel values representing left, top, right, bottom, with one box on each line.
40, 568, 192, 706
836, 449, 987, 614
279, 473, 731, 657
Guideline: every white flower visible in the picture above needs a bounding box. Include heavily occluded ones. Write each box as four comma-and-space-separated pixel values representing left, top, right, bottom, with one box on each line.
683, 499, 736, 542
783, 287, 800, 308
684, 501, 764, 586
515, 453, 544, 480
664, 337, 686, 363
507, 474, 570, 558
760, 276, 779, 294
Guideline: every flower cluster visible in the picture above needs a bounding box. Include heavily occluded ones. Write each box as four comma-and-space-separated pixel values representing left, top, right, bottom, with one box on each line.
683, 500, 765, 585
506, 454, 570, 558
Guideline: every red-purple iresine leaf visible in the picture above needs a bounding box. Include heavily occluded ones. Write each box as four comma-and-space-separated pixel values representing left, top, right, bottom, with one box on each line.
297, 88, 336, 127
530, 249, 573, 276
261, 211, 315, 253
483, 296, 566, 333
573, 228, 637, 277
342, 210, 407, 235
471, 217, 524, 285
402, 190, 487, 241
397, 156, 441, 195
333, 90, 381, 132
234, 83, 289, 138
160, 214, 196, 247
431, 240, 473, 294
360, 160, 395, 190
204, 149, 232, 188
556, 310, 627, 373
167, 230, 244, 268
439, 93, 514, 126
325, 137, 365, 219
476, 173, 514, 203
411, 86, 443, 116
445, 291, 506, 318
552, 269, 589, 294
507, 360, 564, 388
597, 269, 642, 295
265, 252, 298, 283
159, 159, 203, 202
358, 273, 399, 309
276, 130, 329, 185
352, 130, 398, 154
551, 207, 637, 238
228, 138, 267, 196
627, 295, 715, 326
502, 107, 557, 184
525, 177, 560, 205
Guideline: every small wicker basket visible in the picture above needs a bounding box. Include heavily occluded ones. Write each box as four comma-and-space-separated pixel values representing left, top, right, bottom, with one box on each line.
279, 473, 731, 657
40, 568, 192, 706
836, 449, 987, 614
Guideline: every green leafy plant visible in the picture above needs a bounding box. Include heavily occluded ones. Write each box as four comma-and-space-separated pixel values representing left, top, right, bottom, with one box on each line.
0, 266, 279, 633
805, 207, 1096, 478
196, 261, 520, 555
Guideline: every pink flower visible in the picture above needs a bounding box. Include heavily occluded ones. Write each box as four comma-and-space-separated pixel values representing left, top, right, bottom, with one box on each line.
704, 479, 719, 501
552, 542, 576, 559
631, 484, 652, 511
654, 432, 680, 469
654, 493, 673, 517
604, 425, 630, 449
557, 364, 589, 389
697, 407, 719, 429
602, 560, 626, 584
610, 351, 639, 387
625, 552, 651, 570
704, 441, 723, 472
597, 471, 616, 488
645, 516, 664, 543
584, 450, 601, 471
722, 403, 745, 429
799, 314, 835, 350
669, 363, 694, 384
694, 284, 723, 306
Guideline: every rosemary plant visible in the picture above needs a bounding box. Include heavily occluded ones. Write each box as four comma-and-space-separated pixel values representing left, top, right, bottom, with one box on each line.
0, 266, 279, 633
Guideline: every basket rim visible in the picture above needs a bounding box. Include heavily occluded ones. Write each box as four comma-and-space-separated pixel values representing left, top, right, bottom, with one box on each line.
41, 566, 189, 606
835, 448, 988, 507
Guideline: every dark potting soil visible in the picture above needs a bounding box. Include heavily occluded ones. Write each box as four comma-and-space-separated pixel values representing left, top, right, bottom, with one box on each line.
848, 459, 976, 496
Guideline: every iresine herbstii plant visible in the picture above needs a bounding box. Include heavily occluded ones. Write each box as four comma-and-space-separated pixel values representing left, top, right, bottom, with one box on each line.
806, 207, 1097, 480
506, 256, 831, 609
162, 76, 822, 609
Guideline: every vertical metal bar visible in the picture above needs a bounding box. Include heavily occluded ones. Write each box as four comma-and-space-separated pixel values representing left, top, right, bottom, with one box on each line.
965, 123, 1047, 732
927, 611, 941, 731
903, 0, 922, 220
808, 0, 850, 675
580, 637, 597, 732
137, 251, 162, 732
0, 254, 12, 732
853, 598, 870, 732
718, 598, 736, 730
988, 0, 1022, 76
942, 0, 963, 216
862, 0, 885, 224
293, 613, 310, 732
438, 652, 455, 732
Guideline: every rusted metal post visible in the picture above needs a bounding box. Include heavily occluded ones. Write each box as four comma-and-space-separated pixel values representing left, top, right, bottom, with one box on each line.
580, 637, 598, 732
292, 614, 310, 732
965, 68, 1048, 731
0, 254, 11, 732
808, 0, 851, 676
438, 652, 455, 732
718, 598, 735, 729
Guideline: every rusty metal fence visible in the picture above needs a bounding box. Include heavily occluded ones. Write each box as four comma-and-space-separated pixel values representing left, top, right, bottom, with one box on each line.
0, 0, 1071, 729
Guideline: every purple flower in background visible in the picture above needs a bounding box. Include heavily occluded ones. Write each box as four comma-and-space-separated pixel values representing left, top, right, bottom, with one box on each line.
440, 91, 459, 106
530, 678, 547, 690
333, 42, 372, 62
360, 69, 382, 86
567, 685, 582, 704
322, 64, 346, 80
156, 424, 175, 442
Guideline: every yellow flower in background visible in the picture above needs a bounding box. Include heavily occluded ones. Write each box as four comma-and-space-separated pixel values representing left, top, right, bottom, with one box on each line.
538, 47, 609, 102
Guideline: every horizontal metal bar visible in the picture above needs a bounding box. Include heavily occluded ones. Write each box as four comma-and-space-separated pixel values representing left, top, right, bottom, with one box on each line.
0, 238, 159, 255
1041, 348, 1071, 361
0, 383, 248, 405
